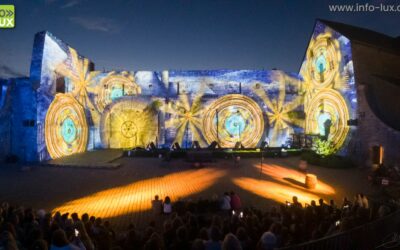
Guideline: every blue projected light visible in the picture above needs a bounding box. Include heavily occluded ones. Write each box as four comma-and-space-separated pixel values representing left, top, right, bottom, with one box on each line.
110, 87, 124, 101
61, 117, 77, 144
315, 54, 327, 73
225, 113, 246, 137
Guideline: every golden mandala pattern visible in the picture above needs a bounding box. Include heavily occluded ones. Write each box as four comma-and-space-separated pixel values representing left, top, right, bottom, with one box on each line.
202, 94, 264, 148
95, 72, 141, 112
45, 94, 88, 159
305, 89, 349, 149
100, 98, 157, 149
304, 33, 341, 89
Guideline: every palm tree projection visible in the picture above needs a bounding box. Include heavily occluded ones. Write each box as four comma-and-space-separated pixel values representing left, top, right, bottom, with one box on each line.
56, 48, 101, 122
165, 85, 206, 147
252, 72, 304, 144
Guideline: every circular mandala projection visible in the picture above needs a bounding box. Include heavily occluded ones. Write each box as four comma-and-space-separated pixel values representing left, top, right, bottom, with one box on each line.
121, 121, 138, 138
100, 97, 157, 149
203, 94, 264, 148
305, 89, 349, 149
45, 94, 88, 159
95, 73, 141, 112
305, 33, 341, 88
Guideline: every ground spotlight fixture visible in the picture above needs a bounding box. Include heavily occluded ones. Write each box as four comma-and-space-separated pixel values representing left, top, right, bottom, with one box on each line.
208, 141, 220, 150
171, 142, 181, 151
191, 141, 201, 149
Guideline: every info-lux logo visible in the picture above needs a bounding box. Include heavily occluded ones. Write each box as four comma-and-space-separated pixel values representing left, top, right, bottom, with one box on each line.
0, 5, 15, 28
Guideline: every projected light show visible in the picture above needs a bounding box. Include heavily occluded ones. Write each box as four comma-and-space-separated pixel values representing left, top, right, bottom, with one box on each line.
4, 0, 400, 247
202, 94, 264, 148
27, 20, 358, 161
164, 87, 206, 147
44, 94, 88, 159
300, 21, 357, 151
305, 89, 350, 148
100, 97, 159, 149
95, 72, 141, 112
4, 2, 400, 247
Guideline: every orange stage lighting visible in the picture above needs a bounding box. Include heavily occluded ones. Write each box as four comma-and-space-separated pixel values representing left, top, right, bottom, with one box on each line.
233, 177, 323, 205
256, 163, 335, 195
52, 168, 226, 219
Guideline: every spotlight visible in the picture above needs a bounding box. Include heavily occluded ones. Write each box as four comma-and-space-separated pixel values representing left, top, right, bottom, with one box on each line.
171, 142, 181, 151
260, 141, 269, 149
191, 141, 201, 149
234, 142, 244, 149
208, 141, 220, 150
146, 142, 157, 151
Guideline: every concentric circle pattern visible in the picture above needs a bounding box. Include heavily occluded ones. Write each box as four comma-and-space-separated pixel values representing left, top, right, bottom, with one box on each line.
45, 94, 88, 159
100, 98, 157, 149
305, 33, 341, 89
203, 94, 264, 148
96, 74, 141, 112
305, 89, 349, 149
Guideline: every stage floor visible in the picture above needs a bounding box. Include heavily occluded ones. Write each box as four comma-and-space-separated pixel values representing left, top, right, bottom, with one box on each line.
0, 156, 373, 230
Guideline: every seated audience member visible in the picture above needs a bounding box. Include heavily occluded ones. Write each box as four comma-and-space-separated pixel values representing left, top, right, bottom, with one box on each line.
316, 198, 327, 217
198, 227, 209, 241
360, 194, 369, 209
163, 196, 172, 214
0, 188, 391, 250
162, 219, 174, 249
258, 228, 277, 250
205, 226, 222, 250
104, 221, 116, 240
230, 192, 242, 211
31, 239, 48, 250
50, 229, 85, 250
378, 204, 391, 218
220, 192, 231, 211
172, 226, 191, 250
124, 228, 143, 250
341, 197, 352, 209
236, 227, 253, 250
71, 213, 79, 223
143, 232, 163, 250
329, 199, 336, 210
75, 221, 94, 250
192, 238, 206, 250
222, 233, 242, 250
355, 194, 363, 208
151, 195, 163, 215
0, 231, 18, 250
291, 196, 302, 209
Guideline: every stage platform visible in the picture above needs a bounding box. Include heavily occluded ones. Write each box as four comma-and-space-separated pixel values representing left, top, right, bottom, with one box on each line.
0, 156, 374, 230
43, 149, 123, 169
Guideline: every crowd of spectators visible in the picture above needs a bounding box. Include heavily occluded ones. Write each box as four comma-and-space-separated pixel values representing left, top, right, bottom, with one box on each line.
369, 164, 400, 186
1, 191, 398, 250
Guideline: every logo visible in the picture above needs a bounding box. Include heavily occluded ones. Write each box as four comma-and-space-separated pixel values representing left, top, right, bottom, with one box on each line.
0, 5, 14, 28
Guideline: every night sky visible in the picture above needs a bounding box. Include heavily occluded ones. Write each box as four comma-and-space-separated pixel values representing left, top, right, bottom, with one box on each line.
0, 0, 399, 77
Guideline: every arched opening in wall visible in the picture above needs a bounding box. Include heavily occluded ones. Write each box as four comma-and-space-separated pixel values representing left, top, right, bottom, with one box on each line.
371, 145, 384, 166
55, 74, 65, 93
